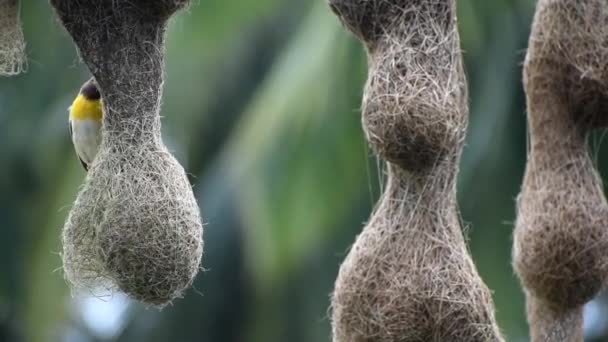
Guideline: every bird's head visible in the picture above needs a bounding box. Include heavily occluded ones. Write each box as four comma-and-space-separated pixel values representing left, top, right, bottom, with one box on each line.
69, 77, 103, 121
80, 78, 101, 101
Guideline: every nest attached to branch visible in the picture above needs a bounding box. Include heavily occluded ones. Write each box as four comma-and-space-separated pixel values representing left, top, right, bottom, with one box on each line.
52, 0, 203, 306
0, 0, 26, 76
514, 0, 608, 339
328, 0, 503, 340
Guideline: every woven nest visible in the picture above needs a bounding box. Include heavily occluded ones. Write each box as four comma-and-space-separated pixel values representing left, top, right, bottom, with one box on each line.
62, 137, 203, 305
0, 0, 26, 76
513, 0, 608, 338
52, 0, 203, 306
332, 166, 503, 342
524, 0, 608, 127
329, 0, 503, 340
514, 0, 608, 310
330, 0, 466, 172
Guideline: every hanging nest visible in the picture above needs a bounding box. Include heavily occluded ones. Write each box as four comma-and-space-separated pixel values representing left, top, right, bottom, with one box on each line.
525, 294, 584, 341
0, 0, 26, 76
52, 0, 203, 306
513, 0, 608, 339
329, 0, 503, 340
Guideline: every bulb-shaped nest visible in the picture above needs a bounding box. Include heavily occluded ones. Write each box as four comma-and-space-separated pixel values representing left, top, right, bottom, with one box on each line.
63, 135, 203, 305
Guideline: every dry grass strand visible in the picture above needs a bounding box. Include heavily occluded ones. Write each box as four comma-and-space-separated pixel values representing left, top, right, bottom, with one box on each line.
0, 0, 26, 76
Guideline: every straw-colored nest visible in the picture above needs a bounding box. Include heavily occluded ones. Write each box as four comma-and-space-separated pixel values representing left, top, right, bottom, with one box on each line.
52, 0, 203, 305
525, 0, 608, 127
332, 166, 503, 342
62, 137, 203, 305
329, 0, 503, 340
0, 0, 26, 76
514, 0, 608, 309
526, 294, 584, 341
331, 0, 465, 171
513, 137, 608, 307
514, 0, 608, 339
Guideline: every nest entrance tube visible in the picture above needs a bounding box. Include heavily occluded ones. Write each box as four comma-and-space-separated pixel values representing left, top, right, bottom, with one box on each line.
328, 0, 503, 340
0, 0, 26, 76
52, 0, 203, 306
514, 0, 608, 339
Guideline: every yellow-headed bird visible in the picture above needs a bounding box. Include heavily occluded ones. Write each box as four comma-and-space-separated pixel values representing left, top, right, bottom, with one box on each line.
69, 78, 103, 171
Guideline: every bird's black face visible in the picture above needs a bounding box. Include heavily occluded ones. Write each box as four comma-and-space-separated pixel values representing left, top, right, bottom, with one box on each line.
80, 79, 101, 100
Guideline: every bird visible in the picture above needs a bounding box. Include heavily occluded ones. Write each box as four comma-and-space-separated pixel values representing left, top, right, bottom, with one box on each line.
68, 78, 103, 171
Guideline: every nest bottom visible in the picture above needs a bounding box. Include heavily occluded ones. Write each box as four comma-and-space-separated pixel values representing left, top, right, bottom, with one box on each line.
62, 144, 203, 306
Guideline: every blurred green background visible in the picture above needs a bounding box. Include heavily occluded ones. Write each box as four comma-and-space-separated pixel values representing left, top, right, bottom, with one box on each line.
2, 0, 608, 341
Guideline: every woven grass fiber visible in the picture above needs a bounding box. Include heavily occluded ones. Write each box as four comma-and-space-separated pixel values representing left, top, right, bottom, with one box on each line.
328, 0, 503, 341
514, 0, 608, 339
0, 0, 26, 76
52, 0, 203, 306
